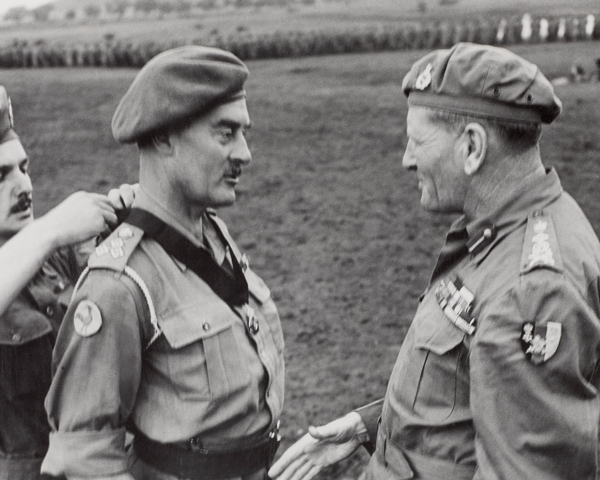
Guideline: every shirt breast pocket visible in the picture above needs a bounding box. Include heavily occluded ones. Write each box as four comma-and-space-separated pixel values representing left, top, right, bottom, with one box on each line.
155, 302, 252, 401
403, 296, 469, 422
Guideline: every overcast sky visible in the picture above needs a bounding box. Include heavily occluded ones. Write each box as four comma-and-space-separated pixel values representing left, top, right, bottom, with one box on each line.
0, 0, 52, 16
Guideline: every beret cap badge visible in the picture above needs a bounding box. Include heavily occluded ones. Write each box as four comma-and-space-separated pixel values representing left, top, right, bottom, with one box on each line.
415, 63, 432, 91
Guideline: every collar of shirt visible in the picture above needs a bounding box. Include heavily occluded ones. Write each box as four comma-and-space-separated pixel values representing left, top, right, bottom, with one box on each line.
452, 168, 563, 264
132, 187, 228, 269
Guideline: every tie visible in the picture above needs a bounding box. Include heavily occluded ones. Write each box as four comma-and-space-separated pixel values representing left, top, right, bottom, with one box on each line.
429, 226, 469, 283
125, 208, 249, 308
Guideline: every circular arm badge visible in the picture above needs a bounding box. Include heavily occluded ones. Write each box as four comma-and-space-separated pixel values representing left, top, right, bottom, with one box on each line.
74, 300, 103, 337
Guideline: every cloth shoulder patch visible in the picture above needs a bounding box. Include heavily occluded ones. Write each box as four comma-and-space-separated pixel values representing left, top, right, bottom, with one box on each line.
520, 211, 563, 275
88, 223, 144, 273
521, 321, 562, 364
74, 300, 102, 337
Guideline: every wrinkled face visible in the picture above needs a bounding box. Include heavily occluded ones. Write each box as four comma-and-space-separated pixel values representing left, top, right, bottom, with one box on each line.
402, 107, 467, 213
167, 98, 252, 212
0, 139, 33, 241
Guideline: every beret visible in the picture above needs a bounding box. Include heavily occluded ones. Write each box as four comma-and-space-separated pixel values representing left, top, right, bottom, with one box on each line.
112, 46, 249, 144
402, 42, 562, 124
0, 86, 19, 145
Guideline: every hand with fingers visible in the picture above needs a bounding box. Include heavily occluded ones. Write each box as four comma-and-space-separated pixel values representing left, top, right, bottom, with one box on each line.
268, 412, 368, 480
38, 191, 118, 249
107, 183, 139, 215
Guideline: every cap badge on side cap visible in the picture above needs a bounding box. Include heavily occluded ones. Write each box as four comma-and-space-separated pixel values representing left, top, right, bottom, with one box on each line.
7, 98, 13, 129
415, 63, 433, 91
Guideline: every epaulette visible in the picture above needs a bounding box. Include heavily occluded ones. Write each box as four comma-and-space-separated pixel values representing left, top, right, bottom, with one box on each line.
520, 210, 563, 275
77, 223, 161, 349
88, 223, 144, 273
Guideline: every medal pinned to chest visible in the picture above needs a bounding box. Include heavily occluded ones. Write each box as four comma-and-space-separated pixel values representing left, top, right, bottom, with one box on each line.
521, 322, 561, 365
435, 276, 477, 335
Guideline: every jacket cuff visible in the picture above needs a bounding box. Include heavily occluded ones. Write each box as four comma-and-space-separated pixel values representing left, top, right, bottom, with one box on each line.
41, 428, 128, 478
355, 398, 384, 455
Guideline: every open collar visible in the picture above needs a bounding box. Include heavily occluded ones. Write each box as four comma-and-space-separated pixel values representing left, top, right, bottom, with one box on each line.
458, 168, 563, 264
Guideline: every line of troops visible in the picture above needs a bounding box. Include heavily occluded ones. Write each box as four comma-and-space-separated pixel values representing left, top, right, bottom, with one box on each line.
1, 41, 600, 480
0, 13, 599, 68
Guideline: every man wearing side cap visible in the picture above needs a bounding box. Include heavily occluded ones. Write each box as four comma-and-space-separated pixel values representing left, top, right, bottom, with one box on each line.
0, 85, 133, 480
41, 46, 284, 480
269, 43, 600, 480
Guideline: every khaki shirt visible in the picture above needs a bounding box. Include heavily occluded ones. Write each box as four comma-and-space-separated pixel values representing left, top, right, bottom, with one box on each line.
364, 169, 600, 480
42, 190, 285, 478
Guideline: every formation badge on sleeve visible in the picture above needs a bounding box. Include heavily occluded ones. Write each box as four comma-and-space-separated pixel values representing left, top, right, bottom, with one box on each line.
74, 300, 103, 337
521, 322, 561, 364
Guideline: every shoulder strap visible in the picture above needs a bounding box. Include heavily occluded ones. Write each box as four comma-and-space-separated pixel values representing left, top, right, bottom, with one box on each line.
88, 224, 144, 273
520, 210, 563, 275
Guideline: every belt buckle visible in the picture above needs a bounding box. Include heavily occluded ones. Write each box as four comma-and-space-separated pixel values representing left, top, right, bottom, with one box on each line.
189, 437, 208, 454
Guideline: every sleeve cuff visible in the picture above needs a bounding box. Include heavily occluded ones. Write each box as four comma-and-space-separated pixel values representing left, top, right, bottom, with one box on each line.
355, 398, 384, 455
41, 428, 128, 478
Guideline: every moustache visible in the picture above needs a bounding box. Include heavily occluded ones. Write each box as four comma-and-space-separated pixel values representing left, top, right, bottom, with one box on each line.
10, 194, 32, 214
226, 164, 242, 178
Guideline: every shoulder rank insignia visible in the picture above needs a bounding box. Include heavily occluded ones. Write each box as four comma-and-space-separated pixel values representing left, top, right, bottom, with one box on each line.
415, 63, 433, 90
521, 322, 561, 364
74, 300, 102, 337
89, 224, 144, 273
520, 211, 563, 275
435, 275, 477, 335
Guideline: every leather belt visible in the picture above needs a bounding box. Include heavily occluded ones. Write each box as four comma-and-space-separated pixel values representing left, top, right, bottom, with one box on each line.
133, 427, 280, 480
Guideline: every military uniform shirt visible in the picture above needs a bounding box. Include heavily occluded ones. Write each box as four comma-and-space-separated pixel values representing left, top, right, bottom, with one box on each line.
363, 168, 600, 480
0, 245, 84, 476
42, 188, 285, 479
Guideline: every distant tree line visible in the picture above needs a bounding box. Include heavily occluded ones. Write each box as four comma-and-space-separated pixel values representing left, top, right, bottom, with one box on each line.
0, 13, 598, 68
2, 0, 343, 23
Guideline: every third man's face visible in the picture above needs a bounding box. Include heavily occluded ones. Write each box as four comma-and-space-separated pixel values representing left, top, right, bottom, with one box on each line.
0, 139, 33, 242
402, 106, 468, 214
168, 98, 252, 213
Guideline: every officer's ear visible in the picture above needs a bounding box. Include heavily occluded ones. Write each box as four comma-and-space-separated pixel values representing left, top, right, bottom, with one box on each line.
462, 122, 487, 176
151, 131, 174, 156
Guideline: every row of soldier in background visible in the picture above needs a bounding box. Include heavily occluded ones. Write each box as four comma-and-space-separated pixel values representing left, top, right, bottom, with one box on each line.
0, 13, 598, 68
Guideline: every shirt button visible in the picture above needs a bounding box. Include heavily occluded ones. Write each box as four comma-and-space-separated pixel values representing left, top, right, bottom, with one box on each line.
12, 333, 21, 342
45, 305, 55, 317
202, 323, 210, 332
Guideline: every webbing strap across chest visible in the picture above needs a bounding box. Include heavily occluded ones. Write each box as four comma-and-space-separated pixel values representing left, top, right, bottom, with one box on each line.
125, 208, 249, 308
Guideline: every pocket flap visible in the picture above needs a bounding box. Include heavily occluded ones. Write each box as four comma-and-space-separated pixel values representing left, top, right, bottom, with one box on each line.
158, 299, 234, 349
413, 292, 465, 355
245, 268, 271, 304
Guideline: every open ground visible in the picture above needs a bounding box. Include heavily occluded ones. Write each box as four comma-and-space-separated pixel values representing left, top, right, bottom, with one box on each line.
1, 40, 599, 478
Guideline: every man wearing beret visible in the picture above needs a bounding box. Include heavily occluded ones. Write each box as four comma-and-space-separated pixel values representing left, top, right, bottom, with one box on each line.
41, 46, 284, 480
0, 85, 133, 480
269, 43, 600, 480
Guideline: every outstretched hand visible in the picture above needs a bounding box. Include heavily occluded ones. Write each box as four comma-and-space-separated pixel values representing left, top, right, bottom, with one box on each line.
268, 412, 368, 480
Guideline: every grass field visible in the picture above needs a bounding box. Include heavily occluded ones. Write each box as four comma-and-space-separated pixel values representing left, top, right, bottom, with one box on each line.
0, 0, 598, 46
1, 40, 600, 478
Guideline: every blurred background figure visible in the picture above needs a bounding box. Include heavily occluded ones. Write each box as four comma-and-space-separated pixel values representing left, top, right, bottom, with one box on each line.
0, 85, 133, 480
